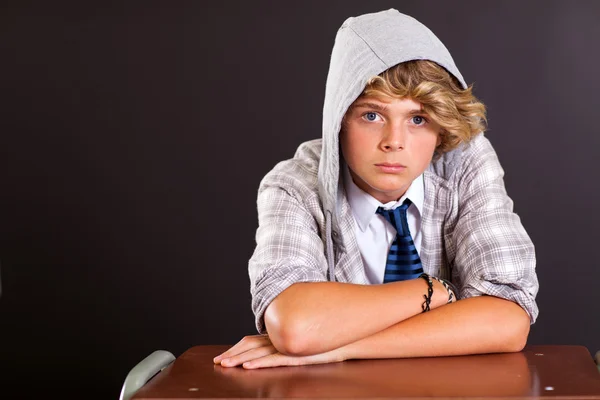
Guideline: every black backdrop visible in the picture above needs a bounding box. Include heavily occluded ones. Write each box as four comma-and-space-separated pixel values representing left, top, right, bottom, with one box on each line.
1, 1, 599, 398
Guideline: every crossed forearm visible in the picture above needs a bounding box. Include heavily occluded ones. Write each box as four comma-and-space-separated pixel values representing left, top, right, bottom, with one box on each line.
338, 295, 530, 360
264, 279, 449, 356
216, 285, 531, 370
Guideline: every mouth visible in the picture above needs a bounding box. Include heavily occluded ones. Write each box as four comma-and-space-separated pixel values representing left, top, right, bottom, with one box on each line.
375, 162, 407, 173
376, 162, 406, 168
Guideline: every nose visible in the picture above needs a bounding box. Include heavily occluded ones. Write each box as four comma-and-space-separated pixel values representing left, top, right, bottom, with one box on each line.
380, 123, 406, 152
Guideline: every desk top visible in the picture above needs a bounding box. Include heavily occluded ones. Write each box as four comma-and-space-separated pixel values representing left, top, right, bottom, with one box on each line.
132, 345, 600, 399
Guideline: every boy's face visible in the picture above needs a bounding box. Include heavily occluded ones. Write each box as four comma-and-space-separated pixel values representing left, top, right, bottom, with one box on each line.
340, 95, 441, 203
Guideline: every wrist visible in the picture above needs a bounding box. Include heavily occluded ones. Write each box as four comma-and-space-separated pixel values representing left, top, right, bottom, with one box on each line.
430, 278, 449, 309
432, 276, 459, 306
418, 273, 450, 310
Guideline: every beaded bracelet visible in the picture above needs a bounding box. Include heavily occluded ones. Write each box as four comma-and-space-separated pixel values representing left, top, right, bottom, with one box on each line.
418, 273, 433, 312
431, 276, 458, 304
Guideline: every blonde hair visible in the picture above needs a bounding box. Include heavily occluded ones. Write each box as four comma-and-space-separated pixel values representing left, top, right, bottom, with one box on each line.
353, 60, 487, 153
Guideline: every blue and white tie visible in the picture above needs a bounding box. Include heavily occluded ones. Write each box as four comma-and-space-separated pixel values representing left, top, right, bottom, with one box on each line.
376, 199, 424, 283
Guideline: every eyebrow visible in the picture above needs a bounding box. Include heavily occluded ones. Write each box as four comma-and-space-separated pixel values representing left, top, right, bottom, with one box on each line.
351, 101, 428, 116
352, 102, 389, 112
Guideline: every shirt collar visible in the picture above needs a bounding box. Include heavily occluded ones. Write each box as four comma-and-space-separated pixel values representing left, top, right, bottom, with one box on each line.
343, 165, 424, 232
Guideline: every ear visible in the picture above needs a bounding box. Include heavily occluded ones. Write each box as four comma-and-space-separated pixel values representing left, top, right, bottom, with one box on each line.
436, 131, 443, 147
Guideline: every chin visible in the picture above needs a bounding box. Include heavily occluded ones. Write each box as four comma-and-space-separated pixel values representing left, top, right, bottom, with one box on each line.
368, 185, 407, 201
370, 180, 409, 194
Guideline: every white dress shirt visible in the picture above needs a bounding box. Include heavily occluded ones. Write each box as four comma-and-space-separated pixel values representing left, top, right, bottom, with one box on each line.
343, 166, 424, 285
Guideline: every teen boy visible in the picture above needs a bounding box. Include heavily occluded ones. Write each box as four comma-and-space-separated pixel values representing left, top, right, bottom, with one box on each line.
214, 8, 539, 369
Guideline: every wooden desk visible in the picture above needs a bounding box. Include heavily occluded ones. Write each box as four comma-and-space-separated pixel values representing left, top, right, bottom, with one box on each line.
132, 345, 600, 399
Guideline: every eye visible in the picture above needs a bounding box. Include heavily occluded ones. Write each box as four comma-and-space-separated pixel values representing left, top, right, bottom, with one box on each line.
411, 116, 427, 125
363, 112, 381, 122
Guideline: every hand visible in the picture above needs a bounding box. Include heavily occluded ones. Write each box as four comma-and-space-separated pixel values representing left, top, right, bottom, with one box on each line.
214, 349, 532, 398
213, 334, 346, 369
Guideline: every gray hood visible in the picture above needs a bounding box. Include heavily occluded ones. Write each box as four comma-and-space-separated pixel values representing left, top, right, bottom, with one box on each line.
318, 9, 468, 246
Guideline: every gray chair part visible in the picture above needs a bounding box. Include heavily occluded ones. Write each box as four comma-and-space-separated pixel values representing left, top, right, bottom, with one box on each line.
119, 350, 176, 400
596, 351, 600, 373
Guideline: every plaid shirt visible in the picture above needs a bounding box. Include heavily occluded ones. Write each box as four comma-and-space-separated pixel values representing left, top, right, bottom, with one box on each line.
249, 134, 539, 333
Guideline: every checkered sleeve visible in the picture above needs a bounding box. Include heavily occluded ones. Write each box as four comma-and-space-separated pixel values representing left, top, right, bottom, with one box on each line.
453, 135, 539, 323
248, 182, 328, 334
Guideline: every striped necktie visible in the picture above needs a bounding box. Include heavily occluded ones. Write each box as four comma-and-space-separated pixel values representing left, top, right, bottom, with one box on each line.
376, 199, 424, 283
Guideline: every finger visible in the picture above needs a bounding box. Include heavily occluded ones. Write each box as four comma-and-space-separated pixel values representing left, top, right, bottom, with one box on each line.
214, 335, 271, 363
243, 350, 345, 370
242, 352, 300, 369
214, 335, 271, 364
220, 344, 278, 368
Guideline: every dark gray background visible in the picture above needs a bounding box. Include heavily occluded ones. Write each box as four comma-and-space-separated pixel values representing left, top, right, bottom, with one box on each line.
1, 1, 598, 398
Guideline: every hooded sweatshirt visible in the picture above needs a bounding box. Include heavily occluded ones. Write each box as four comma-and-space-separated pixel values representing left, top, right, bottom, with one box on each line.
249, 9, 539, 334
